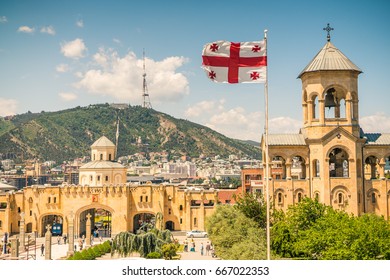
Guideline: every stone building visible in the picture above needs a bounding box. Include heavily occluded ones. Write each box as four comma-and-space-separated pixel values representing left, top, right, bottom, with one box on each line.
0, 136, 218, 238
253, 34, 390, 217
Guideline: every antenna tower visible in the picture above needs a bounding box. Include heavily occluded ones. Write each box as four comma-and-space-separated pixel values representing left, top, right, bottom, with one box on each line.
142, 49, 152, 109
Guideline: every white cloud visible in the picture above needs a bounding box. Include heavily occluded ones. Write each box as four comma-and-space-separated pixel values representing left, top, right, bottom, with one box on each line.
360, 113, 390, 133
76, 19, 84, 28
268, 117, 302, 134
17, 25, 35, 33
56, 64, 70, 73
185, 100, 218, 117
58, 92, 78, 101
40, 25, 56, 35
0, 16, 7, 23
61, 38, 87, 59
113, 38, 121, 45
75, 48, 189, 103
0, 98, 18, 116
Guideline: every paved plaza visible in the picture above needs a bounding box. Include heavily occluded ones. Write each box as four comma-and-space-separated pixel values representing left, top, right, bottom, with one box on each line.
1, 232, 218, 260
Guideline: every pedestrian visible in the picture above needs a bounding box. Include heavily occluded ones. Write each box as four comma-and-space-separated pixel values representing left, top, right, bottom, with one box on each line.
206, 242, 211, 256
63, 234, 67, 244
57, 236, 61, 245
40, 244, 44, 256
200, 243, 204, 256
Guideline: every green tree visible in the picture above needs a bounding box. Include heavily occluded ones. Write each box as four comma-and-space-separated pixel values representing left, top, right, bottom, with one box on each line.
206, 205, 267, 260
233, 192, 267, 228
271, 198, 390, 260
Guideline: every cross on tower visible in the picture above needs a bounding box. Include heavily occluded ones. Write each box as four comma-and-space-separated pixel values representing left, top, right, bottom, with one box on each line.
323, 23, 334, 42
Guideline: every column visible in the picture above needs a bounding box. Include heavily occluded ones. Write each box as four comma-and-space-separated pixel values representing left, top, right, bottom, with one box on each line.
286, 162, 292, 179
67, 211, 75, 256
19, 212, 25, 252
45, 224, 52, 260
10, 237, 19, 259
85, 213, 91, 248
319, 99, 325, 124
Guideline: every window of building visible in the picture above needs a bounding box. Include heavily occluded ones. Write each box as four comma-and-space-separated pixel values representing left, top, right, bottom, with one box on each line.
297, 192, 303, 202
180, 218, 182, 224
54, 197, 57, 203
109, 154, 112, 161
338, 193, 344, 204
329, 148, 349, 178
371, 193, 376, 204
30, 210, 32, 216
105, 176, 109, 181
100, 154, 103, 160
48, 197, 51, 204
168, 208, 171, 215
18, 207, 21, 213
179, 205, 183, 211
194, 218, 197, 226
97, 176, 101, 181
140, 196, 143, 202
315, 192, 319, 201
145, 196, 148, 203
277, 193, 283, 204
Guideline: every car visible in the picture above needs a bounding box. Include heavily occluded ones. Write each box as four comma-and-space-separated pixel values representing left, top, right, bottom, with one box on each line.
186, 230, 208, 238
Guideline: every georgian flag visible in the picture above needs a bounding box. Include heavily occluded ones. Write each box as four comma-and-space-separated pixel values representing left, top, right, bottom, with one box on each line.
202, 40, 267, 83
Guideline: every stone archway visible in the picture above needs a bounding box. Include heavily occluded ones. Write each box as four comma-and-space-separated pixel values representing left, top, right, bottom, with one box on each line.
41, 214, 63, 236
133, 212, 156, 233
165, 221, 175, 231
75, 204, 115, 238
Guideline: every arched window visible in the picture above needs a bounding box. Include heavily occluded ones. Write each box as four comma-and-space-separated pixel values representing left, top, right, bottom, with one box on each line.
312, 95, 319, 119
329, 148, 349, 178
339, 98, 346, 118
297, 192, 303, 202
338, 193, 344, 204
365, 156, 378, 180
313, 159, 320, 177
109, 154, 112, 161
371, 193, 376, 204
291, 156, 306, 179
314, 192, 320, 201
100, 154, 103, 160
277, 192, 283, 204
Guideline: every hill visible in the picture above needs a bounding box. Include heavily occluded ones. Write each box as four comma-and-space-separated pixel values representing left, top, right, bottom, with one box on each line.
0, 104, 261, 163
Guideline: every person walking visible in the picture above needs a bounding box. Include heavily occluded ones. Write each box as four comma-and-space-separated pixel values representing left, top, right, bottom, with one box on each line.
40, 244, 44, 256
200, 243, 204, 256
206, 242, 211, 256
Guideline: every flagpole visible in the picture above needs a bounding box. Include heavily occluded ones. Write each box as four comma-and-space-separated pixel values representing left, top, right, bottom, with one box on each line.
264, 29, 271, 260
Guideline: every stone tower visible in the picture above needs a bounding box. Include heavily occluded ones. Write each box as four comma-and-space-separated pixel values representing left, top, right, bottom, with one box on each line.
298, 32, 365, 214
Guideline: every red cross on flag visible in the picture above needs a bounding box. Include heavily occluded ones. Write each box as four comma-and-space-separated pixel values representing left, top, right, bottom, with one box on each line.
202, 40, 267, 83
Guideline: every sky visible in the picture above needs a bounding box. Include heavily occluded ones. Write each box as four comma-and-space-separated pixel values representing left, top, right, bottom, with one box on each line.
0, 0, 389, 142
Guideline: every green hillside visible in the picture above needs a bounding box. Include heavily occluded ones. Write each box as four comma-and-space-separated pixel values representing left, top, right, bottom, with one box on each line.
0, 104, 261, 163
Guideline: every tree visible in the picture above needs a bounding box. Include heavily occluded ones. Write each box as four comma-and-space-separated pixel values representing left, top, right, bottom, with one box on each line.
233, 192, 267, 228
206, 205, 267, 260
111, 228, 172, 258
271, 198, 390, 260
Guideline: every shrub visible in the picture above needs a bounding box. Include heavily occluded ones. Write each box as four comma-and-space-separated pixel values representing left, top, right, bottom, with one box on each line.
146, 252, 162, 259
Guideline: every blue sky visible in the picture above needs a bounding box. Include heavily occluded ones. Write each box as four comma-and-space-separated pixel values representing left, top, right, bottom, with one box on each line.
0, 0, 389, 141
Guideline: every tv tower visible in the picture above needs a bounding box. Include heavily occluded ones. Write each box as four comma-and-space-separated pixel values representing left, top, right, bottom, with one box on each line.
142, 49, 152, 109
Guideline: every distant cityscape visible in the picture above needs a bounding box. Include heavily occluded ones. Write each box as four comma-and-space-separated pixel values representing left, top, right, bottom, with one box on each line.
0, 151, 261, 190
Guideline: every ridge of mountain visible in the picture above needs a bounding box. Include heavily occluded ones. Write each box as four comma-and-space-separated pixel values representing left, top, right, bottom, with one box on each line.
0, 103, 261, 163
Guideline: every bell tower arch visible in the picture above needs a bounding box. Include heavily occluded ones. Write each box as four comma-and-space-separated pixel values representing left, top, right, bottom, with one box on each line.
299, 25, 362, 139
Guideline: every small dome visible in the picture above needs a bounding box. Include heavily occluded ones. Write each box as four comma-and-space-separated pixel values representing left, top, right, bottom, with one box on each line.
91, 136, 115, 148
298, 41, 362, 78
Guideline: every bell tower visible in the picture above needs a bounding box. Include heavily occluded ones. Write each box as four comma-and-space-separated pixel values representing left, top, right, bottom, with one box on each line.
299, 24, 362, 139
